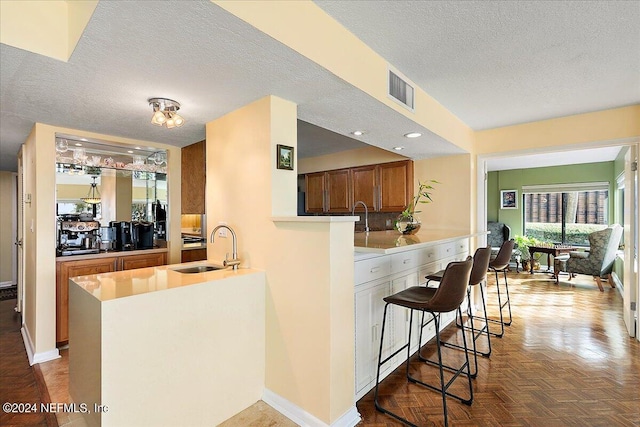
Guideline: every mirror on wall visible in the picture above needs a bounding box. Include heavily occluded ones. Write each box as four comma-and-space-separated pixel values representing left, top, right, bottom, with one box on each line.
54, 135, 168, 239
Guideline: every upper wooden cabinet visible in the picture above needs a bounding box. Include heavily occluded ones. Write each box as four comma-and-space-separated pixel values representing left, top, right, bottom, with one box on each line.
305, 160, 413, 214
325, 169, 352, 213
305, 172, 325, 213
181, 140, 206, 214
378, 161, 413, 212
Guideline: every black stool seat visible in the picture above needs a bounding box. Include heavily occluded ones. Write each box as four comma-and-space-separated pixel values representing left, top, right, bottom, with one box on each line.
374, 257, 474, 427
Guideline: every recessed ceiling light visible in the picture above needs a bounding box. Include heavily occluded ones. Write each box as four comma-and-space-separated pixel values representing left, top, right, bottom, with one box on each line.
393, 146, 405, 151
351, 130, 366, 136
404, 132, 422, 138
74, 143, 83, 146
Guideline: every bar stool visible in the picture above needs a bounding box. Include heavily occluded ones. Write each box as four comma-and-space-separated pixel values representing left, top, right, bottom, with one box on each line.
374, 257, 473, 427
487, 239, 515, 338
421, 246, 493, 377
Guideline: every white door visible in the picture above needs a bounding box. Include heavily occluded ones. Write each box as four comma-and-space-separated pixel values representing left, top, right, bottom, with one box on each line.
16, 149, 25, 315
623, 144, 638, 339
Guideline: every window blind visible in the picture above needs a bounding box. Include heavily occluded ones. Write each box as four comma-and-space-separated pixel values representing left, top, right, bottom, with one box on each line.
521, 182, 609, 194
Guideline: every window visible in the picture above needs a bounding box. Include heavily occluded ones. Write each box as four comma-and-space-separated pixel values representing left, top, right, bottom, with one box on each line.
523, 183, 609, 246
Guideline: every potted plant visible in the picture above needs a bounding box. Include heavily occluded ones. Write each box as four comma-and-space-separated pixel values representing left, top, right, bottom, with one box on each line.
513, 235, 542, 270
395, 180, 439, 234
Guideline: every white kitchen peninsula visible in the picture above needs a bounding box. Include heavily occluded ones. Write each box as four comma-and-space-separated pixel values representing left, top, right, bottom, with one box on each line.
353, 230, 484, 400
68, 262, 265, 427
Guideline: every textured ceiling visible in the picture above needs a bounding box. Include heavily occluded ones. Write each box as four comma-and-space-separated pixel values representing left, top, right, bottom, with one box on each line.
1, 0, 638, 172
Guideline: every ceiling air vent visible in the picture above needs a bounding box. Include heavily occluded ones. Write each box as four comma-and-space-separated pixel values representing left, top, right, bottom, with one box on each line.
388, 66, 415, 112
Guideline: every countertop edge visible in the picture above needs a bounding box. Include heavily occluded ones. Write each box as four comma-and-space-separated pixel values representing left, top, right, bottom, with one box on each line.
355, 231, 489, 255
56, 247, 169, 262
272, 216, 358, 223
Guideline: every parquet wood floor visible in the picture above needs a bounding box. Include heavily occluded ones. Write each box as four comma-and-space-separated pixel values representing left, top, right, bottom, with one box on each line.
356, 272, 640, 426
0, 299, 57, 427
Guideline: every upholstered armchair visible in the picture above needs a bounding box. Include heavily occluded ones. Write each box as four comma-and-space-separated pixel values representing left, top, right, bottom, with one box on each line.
488, 221, 521, 271
556, 224, 623, 291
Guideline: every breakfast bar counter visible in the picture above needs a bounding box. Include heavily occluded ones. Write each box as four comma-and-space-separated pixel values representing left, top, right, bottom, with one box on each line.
68, 262, 265, 427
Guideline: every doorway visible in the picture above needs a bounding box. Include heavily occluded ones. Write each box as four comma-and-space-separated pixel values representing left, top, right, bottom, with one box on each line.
477, 142, 639, 339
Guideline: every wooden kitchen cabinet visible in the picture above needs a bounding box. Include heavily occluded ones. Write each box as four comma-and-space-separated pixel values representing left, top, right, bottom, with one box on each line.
56, 251, 168, 345
56, 257, 118, 344
325, 169, 352, 212
351, 165, 378, 210
378, 160, 413, 212
181, 248, 207, 263
181, 140, 206, 214
120, 251, 167, 270
305, 172, 325, 213
304, 160, 413, 214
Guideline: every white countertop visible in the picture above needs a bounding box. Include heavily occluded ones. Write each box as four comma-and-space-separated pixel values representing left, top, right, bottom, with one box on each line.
70, 261, 262, 302
354, 229, 488, 255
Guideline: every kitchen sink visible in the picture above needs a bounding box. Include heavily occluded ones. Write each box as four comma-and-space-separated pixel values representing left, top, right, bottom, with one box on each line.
172, 265, 224, 274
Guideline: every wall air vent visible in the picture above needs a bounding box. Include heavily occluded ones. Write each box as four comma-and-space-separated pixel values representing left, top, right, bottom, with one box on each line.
388, 66, 415, 112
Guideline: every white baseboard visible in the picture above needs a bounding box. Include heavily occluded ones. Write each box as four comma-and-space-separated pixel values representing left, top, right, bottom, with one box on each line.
611, 271, 623, 296
21, 326, 60, 366
262, 389, 361, 427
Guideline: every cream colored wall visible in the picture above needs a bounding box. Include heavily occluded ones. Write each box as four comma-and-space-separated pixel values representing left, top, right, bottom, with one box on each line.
206, 96, 355, 424
476, 106, 640, 154
23, 123, 182, 362
413, 154, 473, 232
298, 145, 408, 174
0, 172, 16, 284
215, 0, 475, 153
0, 0, 97, 62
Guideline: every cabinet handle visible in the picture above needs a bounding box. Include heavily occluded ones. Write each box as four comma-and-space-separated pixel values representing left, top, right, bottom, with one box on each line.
403, 259, 411, 264
370, 267, 380, 273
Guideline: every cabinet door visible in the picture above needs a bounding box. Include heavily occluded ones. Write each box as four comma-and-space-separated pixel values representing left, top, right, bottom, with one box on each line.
351, 165, 378, 211
56, 257, 118, 344
305, 172, 325, 213
391, 272, 420, 354
181, 248, 207, 263
326, 169, 352, 213
120, 252, 167, 271
181, 140, 206, 214
355, 279, 392, 399
379, 160, 413, 212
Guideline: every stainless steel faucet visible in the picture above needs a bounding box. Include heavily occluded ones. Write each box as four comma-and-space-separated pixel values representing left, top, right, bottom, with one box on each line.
352, 201, 370, 233
210, 225, 240, 270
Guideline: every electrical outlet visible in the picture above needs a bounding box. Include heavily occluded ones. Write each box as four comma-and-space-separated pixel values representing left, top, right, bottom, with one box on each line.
217, 222, 227, 238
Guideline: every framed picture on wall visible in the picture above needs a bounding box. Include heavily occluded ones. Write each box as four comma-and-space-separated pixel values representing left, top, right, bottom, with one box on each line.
276, 144, 294, 170
500, 190, 518, 209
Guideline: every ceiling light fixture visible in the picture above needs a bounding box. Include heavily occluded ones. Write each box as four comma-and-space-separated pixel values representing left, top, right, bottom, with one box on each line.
351, 130, 366, 136
81, 176, 101, 205
404, 132, 422, 138
393, 146, 405, 151
148, 97, 185, 129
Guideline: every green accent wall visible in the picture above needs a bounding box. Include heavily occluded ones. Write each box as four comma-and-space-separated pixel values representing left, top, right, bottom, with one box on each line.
488, 161, 616, 236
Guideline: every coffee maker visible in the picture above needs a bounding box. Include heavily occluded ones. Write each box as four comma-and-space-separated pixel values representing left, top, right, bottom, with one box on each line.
57, 217, 101, 256
132, 221, 154, 249
110, 221, 133, 251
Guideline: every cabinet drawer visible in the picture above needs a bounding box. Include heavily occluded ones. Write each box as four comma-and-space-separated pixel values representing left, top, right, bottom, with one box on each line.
355, 256, 391, 285
390, 251, 420, 274
418, 246, 437, 265
455, 239, 469, 255
438, 242, 456, 259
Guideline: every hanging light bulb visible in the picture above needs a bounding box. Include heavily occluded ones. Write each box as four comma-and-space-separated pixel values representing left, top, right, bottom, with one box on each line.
81, 176, 101, 204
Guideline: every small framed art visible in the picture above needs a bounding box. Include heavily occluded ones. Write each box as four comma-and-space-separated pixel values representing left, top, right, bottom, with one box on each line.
276, 144, 294, 170
500, 190, 517, 209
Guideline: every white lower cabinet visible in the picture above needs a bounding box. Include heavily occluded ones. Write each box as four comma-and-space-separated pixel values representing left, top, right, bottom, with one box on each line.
354, 238, 470, 400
